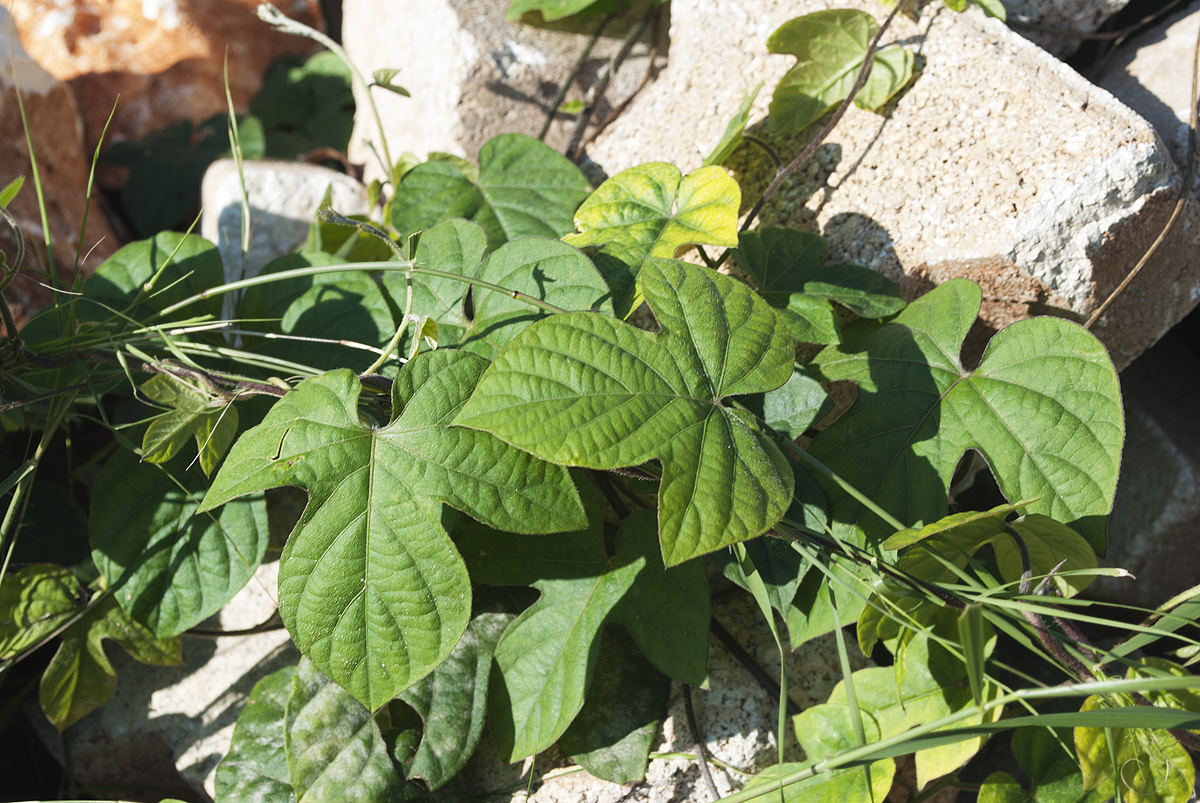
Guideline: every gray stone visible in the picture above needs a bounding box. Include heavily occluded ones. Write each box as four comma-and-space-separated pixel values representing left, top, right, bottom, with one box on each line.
458, 593, 865, 802
586, 0, 1198, 369
341, 0, 667, 182
1004, 0, 1130, 57
49, 559, 298, 801
200, 158, 371, 284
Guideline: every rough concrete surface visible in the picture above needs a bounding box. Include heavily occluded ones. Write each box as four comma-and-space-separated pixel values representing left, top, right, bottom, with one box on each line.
586, 0, 1199, 369
200, 158, 371, 284
342, 0, 666, 182
1004, 0, 1130, 56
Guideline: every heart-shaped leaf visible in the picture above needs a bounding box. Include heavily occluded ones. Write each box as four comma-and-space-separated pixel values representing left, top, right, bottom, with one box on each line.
767, 9, 914, 135
390, 134, 591, 252
809, 278, 1123, 553
0, 564, 80, 659
90, 449, 269, 638
285, 658, 407, 802
564, 164, 740, 317
201, 351, 586, 710
456, 257, 794, 565
83, 231, 225, 321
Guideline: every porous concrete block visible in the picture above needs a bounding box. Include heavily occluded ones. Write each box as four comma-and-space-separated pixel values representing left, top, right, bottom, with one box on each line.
587, 0, 1199, 369
1004, 0, 1130, 57
53, 559, 298, 800
200, 158, 371, 283
342, 0, 666, 182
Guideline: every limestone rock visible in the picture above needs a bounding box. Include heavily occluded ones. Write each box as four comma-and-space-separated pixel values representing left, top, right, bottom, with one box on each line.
200, 158, 371, 283
0, 0, 324, 189
0, 6, 119, 332
342, 0, 667, 182
586, 0, 1198, 369
41, 559, 298, 800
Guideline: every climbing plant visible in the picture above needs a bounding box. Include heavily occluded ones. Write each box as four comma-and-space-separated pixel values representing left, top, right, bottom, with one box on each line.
2, 2, 1199, 803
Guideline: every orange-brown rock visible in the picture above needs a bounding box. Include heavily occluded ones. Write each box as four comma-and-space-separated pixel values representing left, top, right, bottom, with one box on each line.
0, 0, 323, 189
0, 10, 119, 332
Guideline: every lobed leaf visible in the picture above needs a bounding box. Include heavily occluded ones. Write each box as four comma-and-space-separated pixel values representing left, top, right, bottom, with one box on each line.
202, 352, 585, 711
0, 564, 80, 659
456, 257, 794, 565
565, 164, 740, 317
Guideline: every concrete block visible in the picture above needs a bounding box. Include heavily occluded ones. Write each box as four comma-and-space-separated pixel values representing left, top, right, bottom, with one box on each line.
200, 158, 371, 283
1005, 0, 1130, 57
586, 0, 1199, 369
342, 0, 666, 182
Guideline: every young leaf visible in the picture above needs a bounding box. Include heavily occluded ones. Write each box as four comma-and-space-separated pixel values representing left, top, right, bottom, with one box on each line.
390, 133, 591, 252
558, 625, 670, 784
1076, 692, 1193, 803
0, 175, 23, 208
201, 352, 586, 711
809, 278, 1123, 552
371, 68, 411, 97
285, 658, 407, 802
0, 564, 80, 659
564, 163, 740, 317
236, 252, 394, 373
39, 592, 181, 731
458, 503, 708, 762
140, 373, 239, 476
767, 9, 914, 135
456, 258, 794, 565
89, 450, 269, 638
215, 666, 298, 803
400, 612, 511, 790
702, 84, 762, 168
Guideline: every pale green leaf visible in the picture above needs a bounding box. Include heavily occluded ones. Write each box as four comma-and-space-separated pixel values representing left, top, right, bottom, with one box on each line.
703, 84, 762, 168
810, 278, 1123, 553
401, 612, 511, 789
0, 564, 80, 659
39, 592, 181, 731
140, 373, 239, 476
564, 163, 740, 317
971, 0, 1007, 19
371, 68, 410, 96
980, 772, 1033, 803
0, 175, 23, 208
215, 666, 298, 803
1076, 694, 1193, 803
89, 450, 268, 638
285, 658, 407, 802
201, 353, 585, 711
391, 133, 591, 252
455, 258, 794, 565
767, 9, 914, 135
506, 0, 629, 21
744, 761, 894, 803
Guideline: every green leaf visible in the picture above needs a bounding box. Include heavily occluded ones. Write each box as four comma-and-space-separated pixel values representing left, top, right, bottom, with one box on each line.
506, 0, 629, 21
215, 666, 298, 803
734, 229, 905, 319
992, 515, 1100, 597
1076, 693, 1193, 803
809, 278, 1123, 552
386, 226, 613, 359
391, 133, 591, 253
703, 84, 762, 168
83, 231, 225, 321
711, 537, 807, 618
236, 251, 394, 373
252, 51, 355, 160
979, 727, 1107, 803
201, 353, 586, 711
0, 175, 23, 208
565, 163, 740, 317
970, 0, 1007, 19
0, 564, 80, 659
285, 658, 407, 803
371, 68, 411, 97
39, 592, 181, 731
980, 772, 1034, 803
141, 373, 239, 476
456, 258, 794, 565
758, 364, 833, 440
744, 761, 894, 803
89, 449, 269, 638
459, 501, 707, 762
559, 625, 669, 784
767, 9, 914, 135
400, 612, 511, 789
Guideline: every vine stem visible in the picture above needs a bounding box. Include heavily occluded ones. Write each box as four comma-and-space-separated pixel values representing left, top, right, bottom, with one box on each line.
737, 0, 906, 237
538, 14, 615, 141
